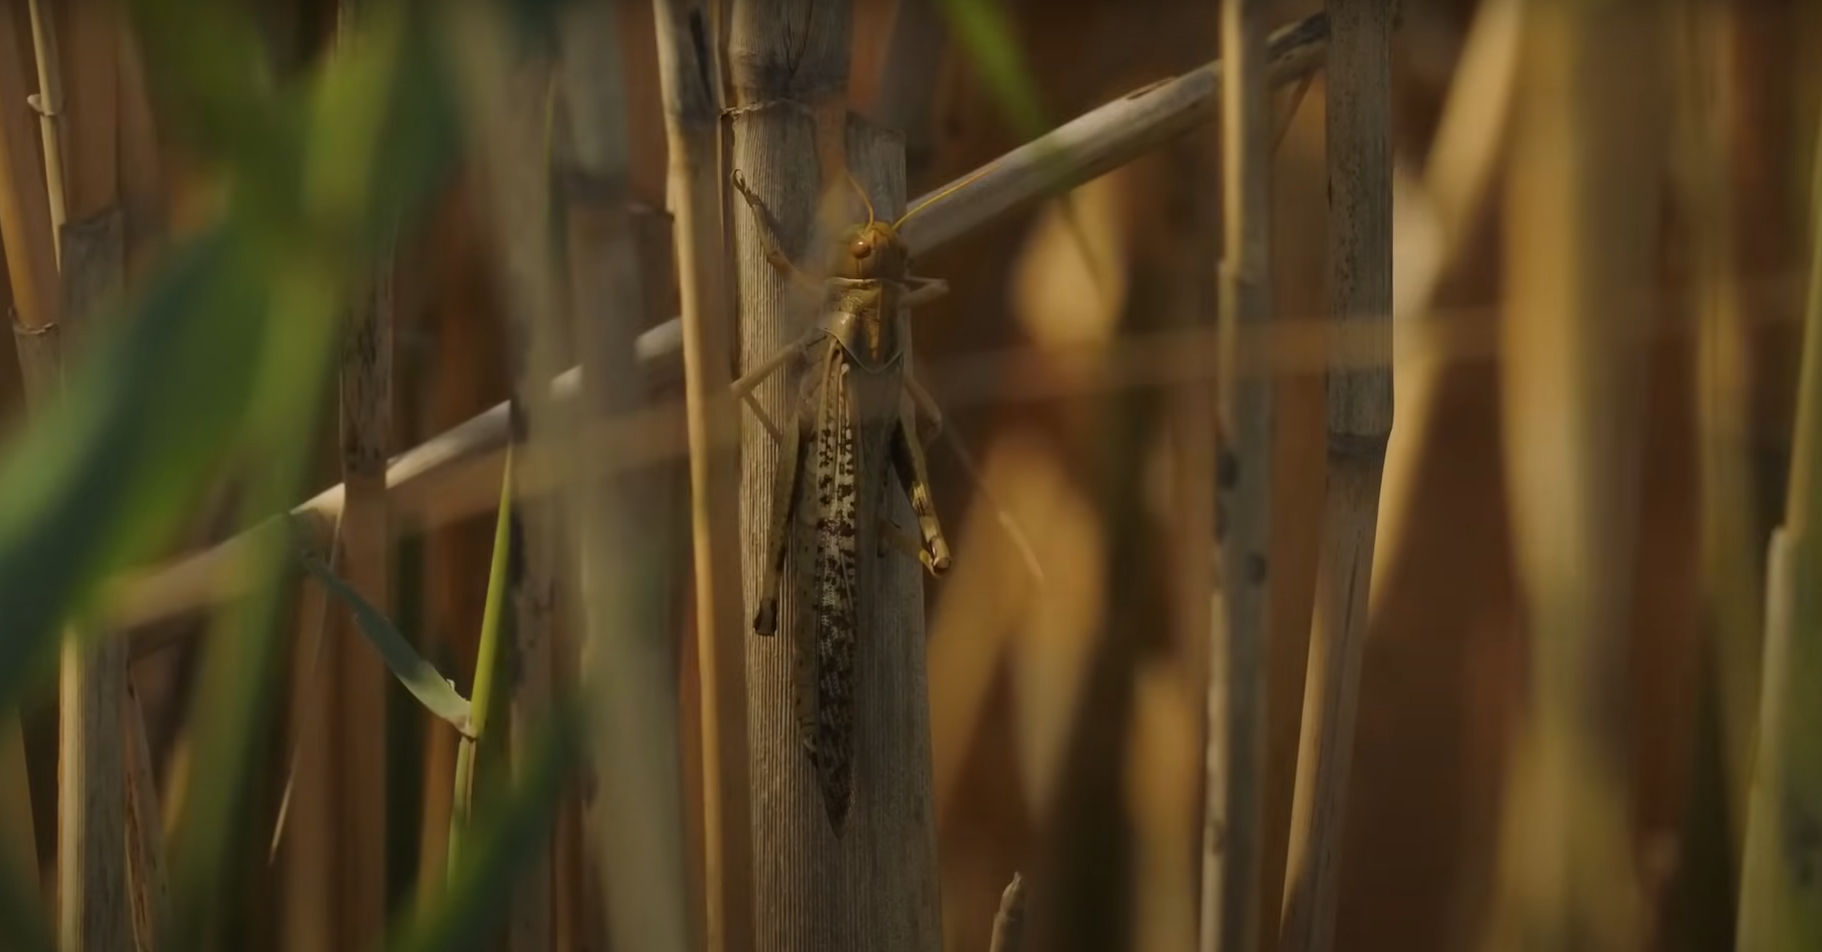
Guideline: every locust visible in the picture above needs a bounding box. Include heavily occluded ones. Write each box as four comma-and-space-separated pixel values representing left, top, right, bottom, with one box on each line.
728, 168, 958, 835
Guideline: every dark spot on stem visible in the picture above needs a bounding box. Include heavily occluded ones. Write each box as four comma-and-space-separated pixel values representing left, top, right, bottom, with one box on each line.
1246, 553, 1269, 585
1216, 449, 1241, 488
688, 10, 714, 103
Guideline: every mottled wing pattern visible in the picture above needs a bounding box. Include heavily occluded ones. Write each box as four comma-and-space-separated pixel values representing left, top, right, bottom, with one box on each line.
795, 338, 862, 833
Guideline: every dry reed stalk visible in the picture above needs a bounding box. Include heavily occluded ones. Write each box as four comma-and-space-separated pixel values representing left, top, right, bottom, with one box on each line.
867, 0, 947, 176
729, 1, 944, 941
1368, 0, 1521, 612
19, 3, 141, 947
765, 111, 947, 952
553, 3, 693, 951
106, 7, 1333, 651
988, 873, 1025, 952
316, 7, 395, 950
25, 0, 67, 270
1733, 84, 1822, 952
0, 707, 35, 899
95, 15, 170, 944
444, 4, 567, 947
1675, 0, 1762, 875
1658, 3, 1758, 944
279, 516, 339, 952
1165, 58, 1220, 925
278, 8, 395, 948
114, 18, 161, 282
0, 0, 57, 921
554, 4, 685, 947
1277, 4, 1392, 952
1201, 2, 1276, 952
122, 674, 168, 950
52, 2, 114, 225
650, 3, 757, 950
0, 4, 62, 356
55, 213, 130, 952
1480, 2, 1665, 949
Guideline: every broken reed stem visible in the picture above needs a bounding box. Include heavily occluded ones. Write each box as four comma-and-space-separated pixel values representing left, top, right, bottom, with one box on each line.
1201, 2, 1276, 952
1480, 3, 1663, 949
1278, 3, 1392, 952
1734, 83, 1822, 952
107, 8, 1332, 651
320, 5, 395, 948
988, 873, 1026, 952
650, 3, 757, 950
555, 4, 694, 951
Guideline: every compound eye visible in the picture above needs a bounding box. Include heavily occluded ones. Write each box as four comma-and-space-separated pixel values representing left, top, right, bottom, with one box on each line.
850, 238, 873, 259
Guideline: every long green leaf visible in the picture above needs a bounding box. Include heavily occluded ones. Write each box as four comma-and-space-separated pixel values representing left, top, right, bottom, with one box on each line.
449, 450, 516, 872
300, 550, 475, 737
0, 224, 264, 706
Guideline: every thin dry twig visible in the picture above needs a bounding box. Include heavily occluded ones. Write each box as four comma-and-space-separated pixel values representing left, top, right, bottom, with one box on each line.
25, 0, 68, 269
1201, 1, 1275, 951
650, 3, 757, 949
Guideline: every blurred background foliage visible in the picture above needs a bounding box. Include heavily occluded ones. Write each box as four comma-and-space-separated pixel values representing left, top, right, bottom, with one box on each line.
0, 0, 1819, 950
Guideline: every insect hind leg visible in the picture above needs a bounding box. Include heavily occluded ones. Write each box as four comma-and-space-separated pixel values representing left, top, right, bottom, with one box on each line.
888, 399, 952, 575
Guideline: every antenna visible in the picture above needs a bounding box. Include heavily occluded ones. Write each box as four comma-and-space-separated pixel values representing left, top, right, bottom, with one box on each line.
845, 171, 876, 227
892, 159, 1003, 230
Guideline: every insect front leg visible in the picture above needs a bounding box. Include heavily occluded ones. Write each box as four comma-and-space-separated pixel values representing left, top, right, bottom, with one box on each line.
731, 170, 823, 293
901, 275, 950, 310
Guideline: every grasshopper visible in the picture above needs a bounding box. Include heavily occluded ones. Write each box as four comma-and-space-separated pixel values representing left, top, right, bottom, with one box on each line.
729, 168, 957, 835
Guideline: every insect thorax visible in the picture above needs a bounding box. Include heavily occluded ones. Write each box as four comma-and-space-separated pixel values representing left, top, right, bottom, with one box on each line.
817, 278, 904, 371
